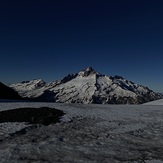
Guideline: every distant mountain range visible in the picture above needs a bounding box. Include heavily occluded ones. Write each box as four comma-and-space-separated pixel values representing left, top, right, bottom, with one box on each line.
9, 67, 162, 104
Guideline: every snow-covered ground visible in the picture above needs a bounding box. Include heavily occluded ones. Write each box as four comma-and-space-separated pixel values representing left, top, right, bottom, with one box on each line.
144, 99, 163, 105
0, 102, 163, 162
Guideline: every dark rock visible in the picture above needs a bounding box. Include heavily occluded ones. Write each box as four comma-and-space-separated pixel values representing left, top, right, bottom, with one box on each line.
0, 82, 22, 100
21, 81, 30, 84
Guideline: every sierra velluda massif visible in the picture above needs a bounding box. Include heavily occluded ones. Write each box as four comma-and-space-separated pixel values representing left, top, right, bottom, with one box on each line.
10, 67, 162, 104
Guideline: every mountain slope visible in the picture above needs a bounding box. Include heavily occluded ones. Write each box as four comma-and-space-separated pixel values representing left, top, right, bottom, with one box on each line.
10, 67, 162, 104
0, 82, 22, 100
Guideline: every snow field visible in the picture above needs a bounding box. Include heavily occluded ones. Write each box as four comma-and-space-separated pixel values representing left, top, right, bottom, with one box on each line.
0, 102, 163, 162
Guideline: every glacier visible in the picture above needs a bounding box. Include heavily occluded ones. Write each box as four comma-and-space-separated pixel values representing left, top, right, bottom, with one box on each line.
0, 100, 163, 162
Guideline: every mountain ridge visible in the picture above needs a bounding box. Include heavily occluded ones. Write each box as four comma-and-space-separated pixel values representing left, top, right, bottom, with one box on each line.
0, 82, 22, 100
10, 67, 162, 104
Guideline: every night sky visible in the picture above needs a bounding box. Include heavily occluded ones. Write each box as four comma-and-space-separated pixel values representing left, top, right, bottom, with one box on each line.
0, 0, 163, 92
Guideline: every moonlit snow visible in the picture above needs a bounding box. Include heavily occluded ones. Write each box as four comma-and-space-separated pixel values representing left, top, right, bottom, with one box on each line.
144, 99, 163, 105
0, 101, 163, 162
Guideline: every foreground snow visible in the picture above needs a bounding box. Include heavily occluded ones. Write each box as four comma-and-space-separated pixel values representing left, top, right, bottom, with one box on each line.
144, 99, 163, 105
0, 102, 163, 162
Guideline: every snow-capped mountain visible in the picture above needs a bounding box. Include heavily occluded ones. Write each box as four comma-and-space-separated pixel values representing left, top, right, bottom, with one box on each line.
10, 67, 162, 104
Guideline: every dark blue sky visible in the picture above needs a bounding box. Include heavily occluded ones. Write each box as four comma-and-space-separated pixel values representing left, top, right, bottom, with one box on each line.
0, 0, 163, 92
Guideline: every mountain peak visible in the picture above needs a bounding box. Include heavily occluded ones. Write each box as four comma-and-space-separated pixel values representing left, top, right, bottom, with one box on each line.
84, 66, 95, 72
78, 66, 99, 77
